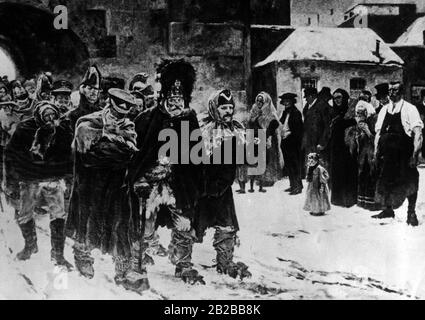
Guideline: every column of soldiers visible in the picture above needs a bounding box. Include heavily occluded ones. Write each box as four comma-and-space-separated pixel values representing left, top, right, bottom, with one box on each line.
0, 59, 251, 295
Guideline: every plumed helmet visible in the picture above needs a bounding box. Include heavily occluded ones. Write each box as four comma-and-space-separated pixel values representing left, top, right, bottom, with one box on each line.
157, 59, 196, 107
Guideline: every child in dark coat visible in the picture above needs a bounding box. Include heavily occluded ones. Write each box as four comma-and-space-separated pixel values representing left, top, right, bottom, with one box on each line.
303, 153, 331, 216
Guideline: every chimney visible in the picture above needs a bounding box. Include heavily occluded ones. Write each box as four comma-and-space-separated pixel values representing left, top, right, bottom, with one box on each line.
372, 39, 384, 64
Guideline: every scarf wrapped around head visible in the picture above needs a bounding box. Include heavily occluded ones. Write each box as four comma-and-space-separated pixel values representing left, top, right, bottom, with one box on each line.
330, 88, 350, 134
250, 91, 280, 129
332, 88, 349, 116
355, 100, 375, 119
30, 101, 60, 159
199, 90, 245, 155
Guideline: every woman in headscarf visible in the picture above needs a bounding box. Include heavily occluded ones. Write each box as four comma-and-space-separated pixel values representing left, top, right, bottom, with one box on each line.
327, 88, 358, 207
236, 92, 284, 193
345, 101, 381, 211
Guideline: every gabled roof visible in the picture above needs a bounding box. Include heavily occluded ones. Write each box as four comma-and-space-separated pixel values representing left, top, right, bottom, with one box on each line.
393, 16, 425, 46
255, 27, 404, 68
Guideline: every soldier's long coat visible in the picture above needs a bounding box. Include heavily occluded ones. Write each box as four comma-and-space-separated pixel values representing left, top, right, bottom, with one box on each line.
66, 111, 136, 258
126, 107, 203, 238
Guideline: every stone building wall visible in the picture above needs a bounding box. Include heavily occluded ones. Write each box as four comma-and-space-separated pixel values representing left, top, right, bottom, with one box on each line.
274, 60, 403, 110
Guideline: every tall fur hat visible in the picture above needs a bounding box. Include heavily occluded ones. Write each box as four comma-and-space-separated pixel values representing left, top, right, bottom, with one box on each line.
156, 59, 196, 107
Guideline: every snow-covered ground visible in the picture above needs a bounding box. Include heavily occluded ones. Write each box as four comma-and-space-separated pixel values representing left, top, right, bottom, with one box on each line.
2, 170, 425, 300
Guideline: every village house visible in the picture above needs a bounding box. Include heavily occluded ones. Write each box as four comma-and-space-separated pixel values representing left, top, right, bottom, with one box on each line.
253, 27, 404, 108
391, 16, 425, 104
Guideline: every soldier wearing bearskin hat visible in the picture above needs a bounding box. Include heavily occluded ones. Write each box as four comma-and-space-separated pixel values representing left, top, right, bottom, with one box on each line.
127, 59, 205, 285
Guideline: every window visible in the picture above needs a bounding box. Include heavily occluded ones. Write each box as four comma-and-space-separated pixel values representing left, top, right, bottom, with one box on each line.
330, 9, 334, 15
301, 78, 317, 91
307, 17, 311, 25
350, 78, 366, 98
350, 78, 366, 90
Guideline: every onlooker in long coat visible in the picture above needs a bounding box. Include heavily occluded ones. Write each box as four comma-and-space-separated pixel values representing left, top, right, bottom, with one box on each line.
276, 92, 303, 195
301, 87, 331, 169
328, 89, 358, 208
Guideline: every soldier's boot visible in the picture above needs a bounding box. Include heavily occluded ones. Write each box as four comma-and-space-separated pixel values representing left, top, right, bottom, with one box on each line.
50, 219, 73, 271
115, 254, 150, 294
73, 243, 94, 279
124, 256, 150, 294
169, 229, 205, 285
407, 210, 419, 227
213, 228, 252, 280
16, 219, 38, 261
145, 230, 168, 258
113, 256, 130, 285
142, 239, 167, 265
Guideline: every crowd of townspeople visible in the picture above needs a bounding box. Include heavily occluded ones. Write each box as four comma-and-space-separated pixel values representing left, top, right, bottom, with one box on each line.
244, 83, 423, 222
0, 59, 423, 295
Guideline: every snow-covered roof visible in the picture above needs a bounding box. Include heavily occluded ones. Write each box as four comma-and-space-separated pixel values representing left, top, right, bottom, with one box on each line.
255, 27, 404, 68
393, 16, 425, 47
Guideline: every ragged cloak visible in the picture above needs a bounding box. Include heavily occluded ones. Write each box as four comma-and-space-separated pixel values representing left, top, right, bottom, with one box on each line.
66, 111, 136, 258
4, 116, 73, 186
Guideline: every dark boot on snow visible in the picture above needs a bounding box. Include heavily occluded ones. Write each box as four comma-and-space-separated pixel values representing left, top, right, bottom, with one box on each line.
407, 211, 419, 227
213, 228, 252, 280
119, 256, 150, 294
16, 219, 38, 261
73, 243, 94, 279
372, 208, 395, 219
50, 219, 73, 271
169, 229, 205, 285
175, 263, 205, 285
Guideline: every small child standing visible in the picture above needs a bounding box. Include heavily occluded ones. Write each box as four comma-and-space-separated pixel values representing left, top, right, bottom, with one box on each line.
303, 153, 331, 216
